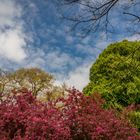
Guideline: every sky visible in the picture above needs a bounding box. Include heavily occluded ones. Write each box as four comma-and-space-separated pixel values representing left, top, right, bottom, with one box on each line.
0, 0, 140, 91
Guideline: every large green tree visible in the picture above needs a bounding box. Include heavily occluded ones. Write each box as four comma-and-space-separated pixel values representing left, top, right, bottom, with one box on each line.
83, 40, 140, 108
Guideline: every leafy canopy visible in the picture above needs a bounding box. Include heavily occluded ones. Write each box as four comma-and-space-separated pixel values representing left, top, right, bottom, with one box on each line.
0, 68, 66, 102
84, 40, 140, 108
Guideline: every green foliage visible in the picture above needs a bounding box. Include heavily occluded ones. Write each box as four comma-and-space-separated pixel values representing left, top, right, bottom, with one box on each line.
122, 105, 140, 132
83, 40, 140, 108
128, 111, 140, 131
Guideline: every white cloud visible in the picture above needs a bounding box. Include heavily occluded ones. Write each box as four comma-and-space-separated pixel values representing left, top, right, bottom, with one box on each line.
76, 44, 99, 58
0, 28, 26, 62
65, 35, 74, 44
118, 0, 134, 5
25, 57, 45, 68
65, 63, 91, 91
76, 35, 110, 57
95, 40, 110, 50
81, 36, 91, 44
24, 47, 46, 68
0, 0, 27, 63
0, 0, 21, 28
45, 51, 75, 70
125, 34, 140, 41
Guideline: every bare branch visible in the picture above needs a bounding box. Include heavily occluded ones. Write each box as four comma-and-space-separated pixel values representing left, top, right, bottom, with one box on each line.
123, 12, 140, 22
56, 0, 140, 36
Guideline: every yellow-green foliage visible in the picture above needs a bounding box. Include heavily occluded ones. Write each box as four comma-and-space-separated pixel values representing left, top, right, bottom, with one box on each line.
128, 111, 140, 131
83, 40, 140, 108
7, 68, 53, 96
0, 68, 66, 102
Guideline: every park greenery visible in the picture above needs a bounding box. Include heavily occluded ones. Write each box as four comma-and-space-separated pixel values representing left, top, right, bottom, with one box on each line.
84, 40, 140, 108
0, 40, 140, 139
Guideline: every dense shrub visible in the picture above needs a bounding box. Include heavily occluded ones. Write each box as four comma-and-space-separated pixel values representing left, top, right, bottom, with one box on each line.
0, 89, 139, 139
83, 40, 140, 108
128, 111, 140, 131
122, 104, 140, 131
0, 90, 70, 139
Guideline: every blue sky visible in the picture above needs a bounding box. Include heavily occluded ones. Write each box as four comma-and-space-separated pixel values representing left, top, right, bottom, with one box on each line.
0, 0, 140, 90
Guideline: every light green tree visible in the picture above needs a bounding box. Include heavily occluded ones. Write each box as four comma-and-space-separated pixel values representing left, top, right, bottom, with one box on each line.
84, 40, 140, 108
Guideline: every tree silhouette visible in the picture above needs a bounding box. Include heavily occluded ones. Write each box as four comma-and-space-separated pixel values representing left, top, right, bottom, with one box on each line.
57, 0, 140, 37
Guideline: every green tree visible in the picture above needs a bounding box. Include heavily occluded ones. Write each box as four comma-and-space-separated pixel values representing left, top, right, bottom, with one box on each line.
83, 40, 140, 108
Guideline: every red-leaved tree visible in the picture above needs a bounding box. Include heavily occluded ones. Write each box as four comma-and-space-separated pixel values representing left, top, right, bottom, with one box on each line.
0, 89, 139, 140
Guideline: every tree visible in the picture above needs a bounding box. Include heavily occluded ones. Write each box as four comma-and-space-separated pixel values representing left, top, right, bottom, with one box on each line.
7, 68, 53, 97
0, 69, 11, 101
57, 0, 140, 36
83, 40, 140, 108
0, 68, 66, 101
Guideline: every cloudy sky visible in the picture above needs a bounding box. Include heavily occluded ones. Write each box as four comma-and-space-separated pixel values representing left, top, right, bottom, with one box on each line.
0, 0, 140, 90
